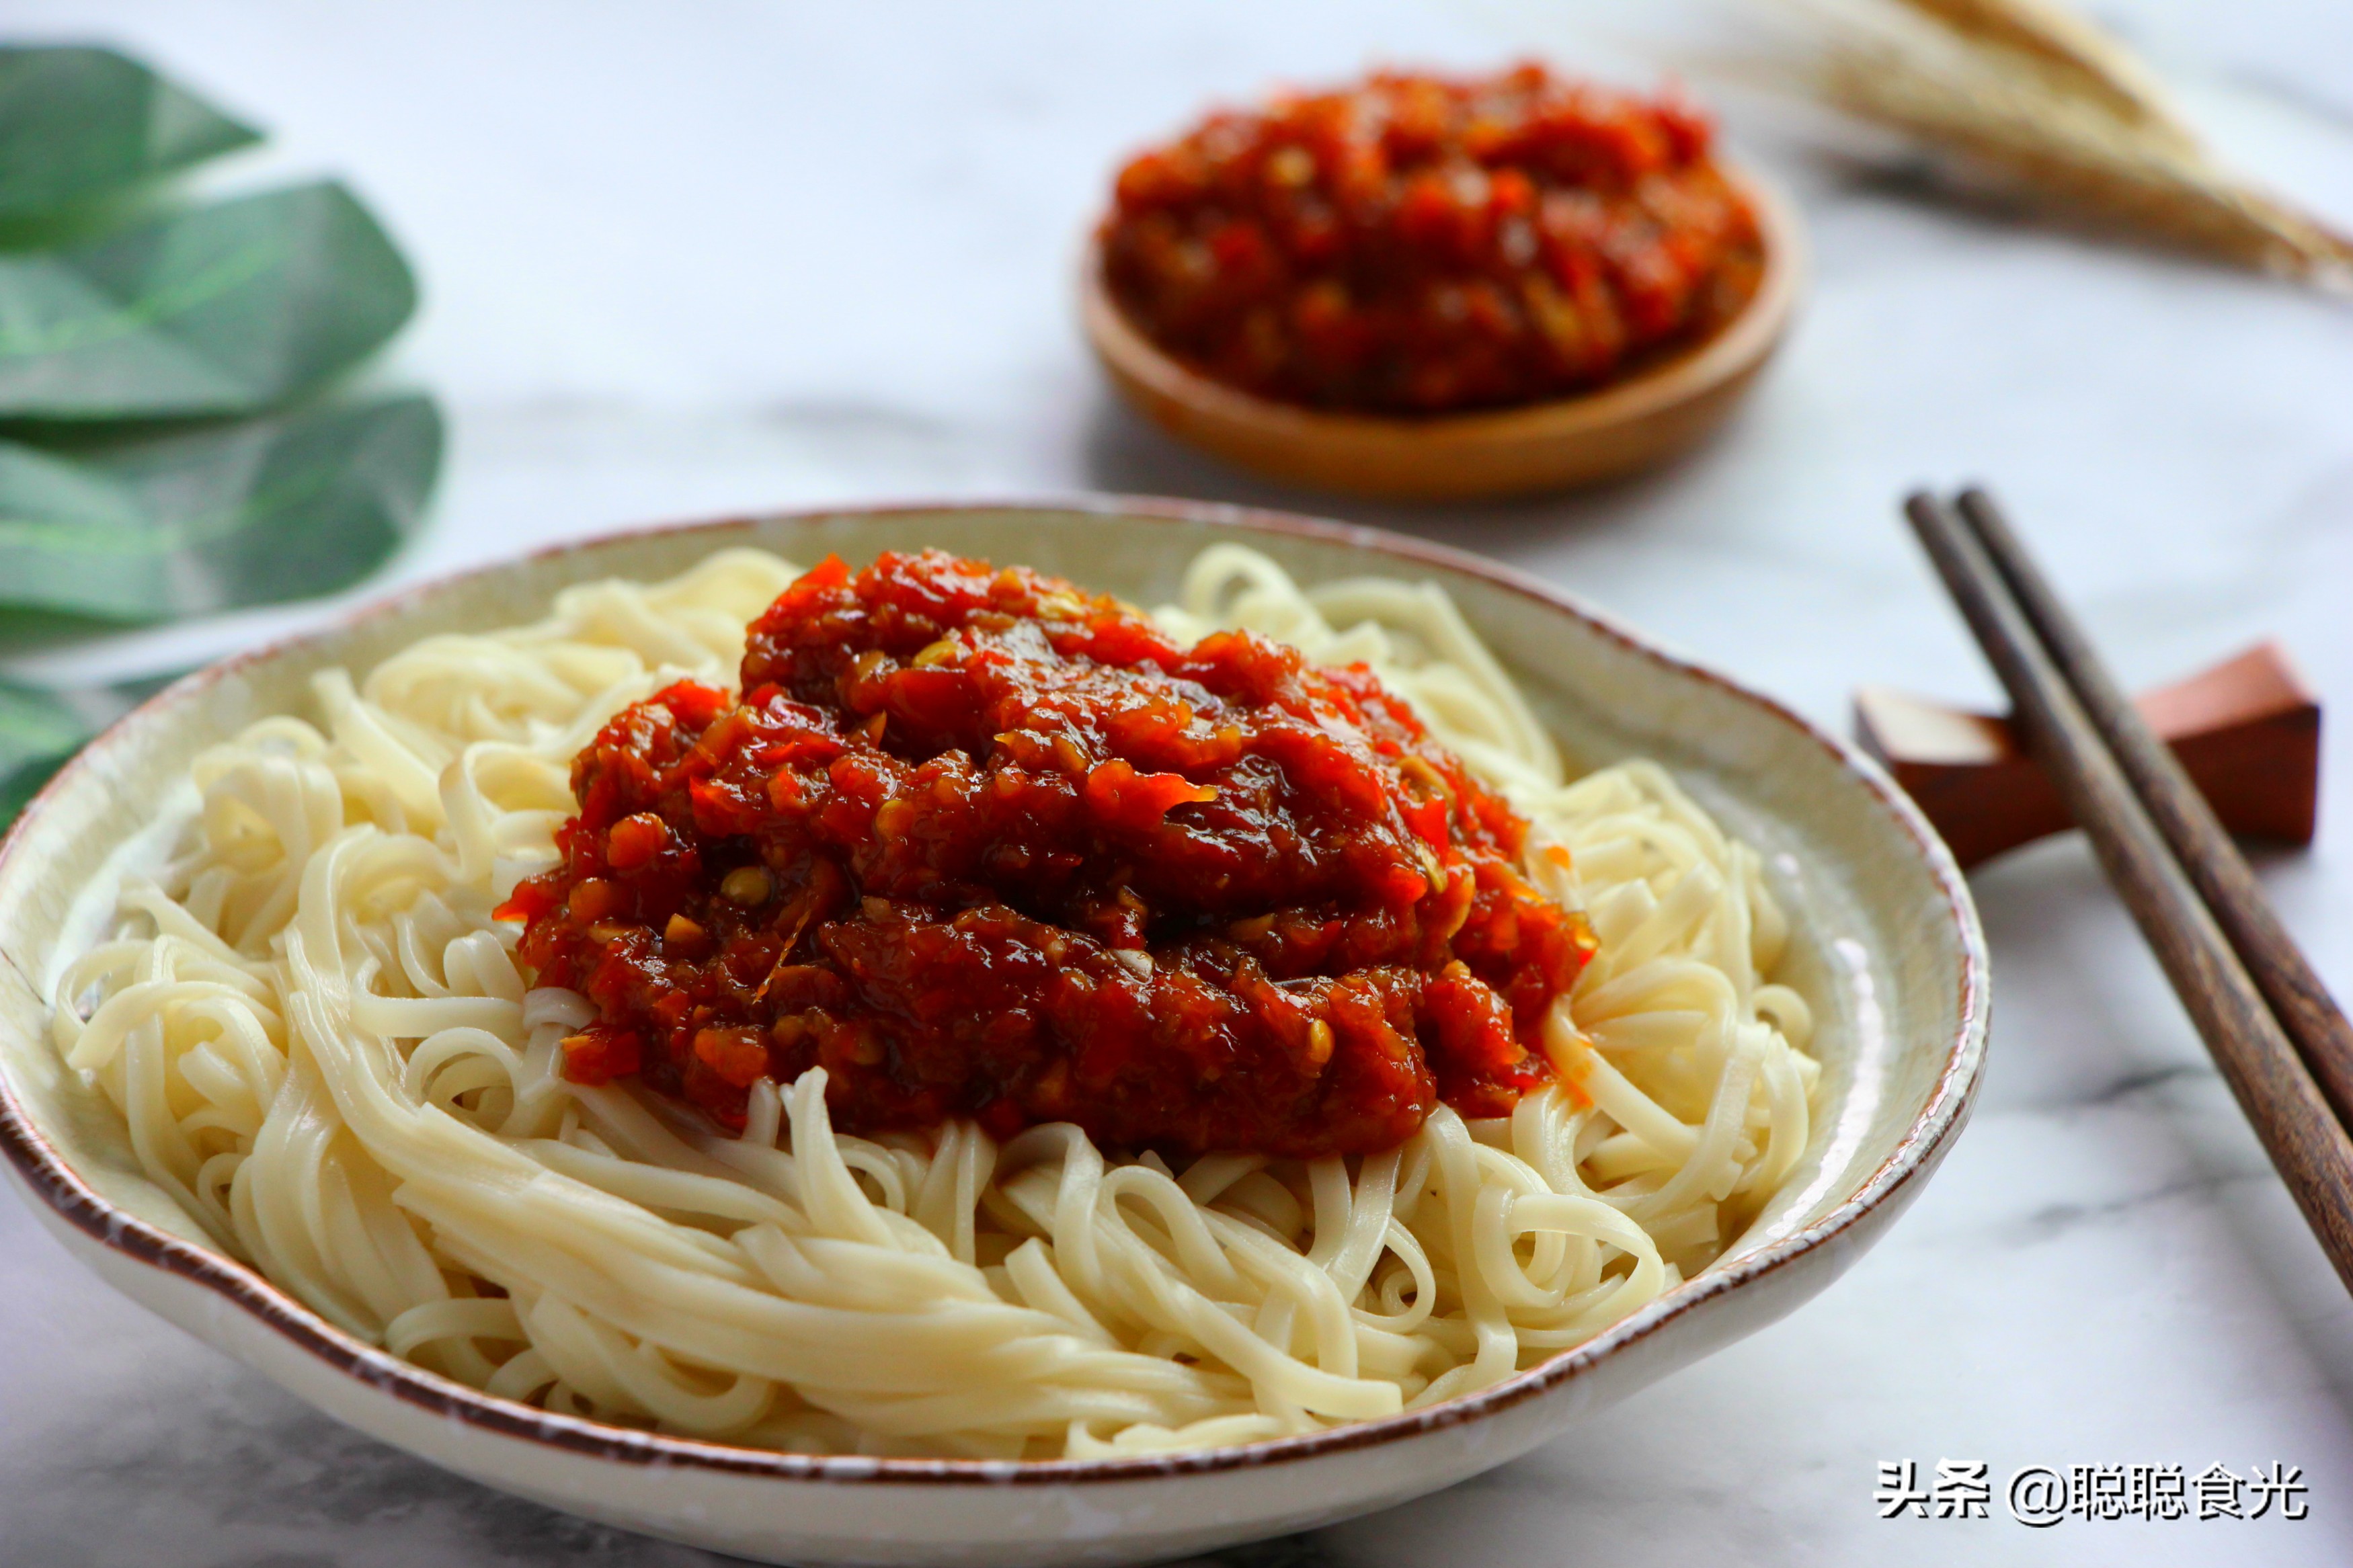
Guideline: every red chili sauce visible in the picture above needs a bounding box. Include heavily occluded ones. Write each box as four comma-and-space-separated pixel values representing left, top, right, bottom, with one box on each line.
501, 550, 1596, 1158
1102, 63, 1763, 415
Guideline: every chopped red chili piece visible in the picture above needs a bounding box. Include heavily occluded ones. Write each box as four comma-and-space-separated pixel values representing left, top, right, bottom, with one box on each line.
606, 813, 670, 870
560, 1028, 642, 1086
506, 550, 1596, 1157
1102, 63, 1762, 413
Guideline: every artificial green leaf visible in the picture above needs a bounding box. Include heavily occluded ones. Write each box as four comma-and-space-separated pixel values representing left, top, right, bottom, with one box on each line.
0, 677, 98, 821
0, 46, 261, 218
0, 181, 418, 417
0, 665, 180, 824
0, 394, 441, 621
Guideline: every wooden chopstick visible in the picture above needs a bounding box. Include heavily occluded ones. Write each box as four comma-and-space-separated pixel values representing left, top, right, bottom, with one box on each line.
1954, 487, 2353, 1131
1904, 491, 2353, 1294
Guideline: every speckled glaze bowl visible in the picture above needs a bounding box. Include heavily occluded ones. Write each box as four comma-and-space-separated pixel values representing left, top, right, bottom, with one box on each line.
0, 501, 1987, 1567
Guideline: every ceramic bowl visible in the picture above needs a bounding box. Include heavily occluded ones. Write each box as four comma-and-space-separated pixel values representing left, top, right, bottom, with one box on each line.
1081, 170, 1804, 502
0, 500, 1984, 1567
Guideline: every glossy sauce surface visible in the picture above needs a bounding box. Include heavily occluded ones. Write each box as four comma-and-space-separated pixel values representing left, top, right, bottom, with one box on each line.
502, 550, 1594, 1156
1102, 63, 1762, 415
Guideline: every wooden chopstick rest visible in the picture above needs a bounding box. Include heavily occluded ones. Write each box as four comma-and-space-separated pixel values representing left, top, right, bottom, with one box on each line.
1854, 641, 2321, 869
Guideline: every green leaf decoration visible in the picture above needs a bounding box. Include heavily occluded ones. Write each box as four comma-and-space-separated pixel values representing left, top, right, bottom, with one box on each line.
0, 180, 419, 418
0, 678, 97, 821
0, 665, 178, 824
0, 50, 442, 831
0, 673, 153, 822
0, 394, 441, 621
0, 46, 261, 218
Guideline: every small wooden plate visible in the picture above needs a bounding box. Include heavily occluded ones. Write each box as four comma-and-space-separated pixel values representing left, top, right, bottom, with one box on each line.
1082, 167, 1805, 502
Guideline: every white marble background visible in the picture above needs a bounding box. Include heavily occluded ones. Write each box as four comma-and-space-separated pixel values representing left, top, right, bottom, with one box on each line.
1, 2, 2350, 1565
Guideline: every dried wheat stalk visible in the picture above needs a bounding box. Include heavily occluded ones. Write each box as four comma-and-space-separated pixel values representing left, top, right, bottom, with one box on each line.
1725, 0, 2353, 288
1886, 0, 2184, 140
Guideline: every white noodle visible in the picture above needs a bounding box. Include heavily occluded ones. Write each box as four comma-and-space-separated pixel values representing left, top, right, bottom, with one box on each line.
52, 543, 1819, 1458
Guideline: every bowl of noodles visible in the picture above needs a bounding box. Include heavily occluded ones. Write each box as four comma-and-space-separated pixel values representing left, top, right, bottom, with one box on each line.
0, 499, 1985, 1566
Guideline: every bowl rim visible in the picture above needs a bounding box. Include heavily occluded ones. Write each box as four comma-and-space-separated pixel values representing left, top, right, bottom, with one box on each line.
0, 495, 1987, 1489
1079, 163, 1806, 450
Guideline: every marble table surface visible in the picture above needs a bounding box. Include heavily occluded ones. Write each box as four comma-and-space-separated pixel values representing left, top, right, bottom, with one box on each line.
3, 2, 2351, 1564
